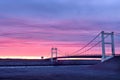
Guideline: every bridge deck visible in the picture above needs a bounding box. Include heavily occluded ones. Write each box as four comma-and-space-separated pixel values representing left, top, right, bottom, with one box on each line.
46, 55, 120, 60
57, 55, 102, 58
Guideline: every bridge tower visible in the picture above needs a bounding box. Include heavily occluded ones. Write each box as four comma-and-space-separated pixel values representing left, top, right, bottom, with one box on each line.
101, 31, 115, 62
51, 47, 58, 63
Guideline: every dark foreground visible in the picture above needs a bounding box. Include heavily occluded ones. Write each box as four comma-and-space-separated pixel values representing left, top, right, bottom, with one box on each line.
0, 65, 119, 80
0, 56, 119, 80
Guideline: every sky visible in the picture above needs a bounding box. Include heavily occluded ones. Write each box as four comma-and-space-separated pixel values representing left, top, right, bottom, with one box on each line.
0, 0, 120, 59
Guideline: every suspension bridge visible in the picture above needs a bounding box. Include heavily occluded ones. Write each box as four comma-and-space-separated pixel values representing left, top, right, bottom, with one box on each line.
50, 31, 120, 63
0, 31, 119, 80
0, 30, 120, 65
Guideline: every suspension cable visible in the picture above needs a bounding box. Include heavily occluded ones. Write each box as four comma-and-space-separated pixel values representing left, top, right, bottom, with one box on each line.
71, 32, 101, 54
71, 32, 109, 56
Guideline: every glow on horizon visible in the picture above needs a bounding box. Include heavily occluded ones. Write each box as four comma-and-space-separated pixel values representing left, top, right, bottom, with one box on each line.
0, 56, 49, 59
58, 58, 101, 60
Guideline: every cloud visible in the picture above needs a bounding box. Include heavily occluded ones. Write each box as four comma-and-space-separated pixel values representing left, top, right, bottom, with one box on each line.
0, 16, 100, 43
0, 15, 120, 44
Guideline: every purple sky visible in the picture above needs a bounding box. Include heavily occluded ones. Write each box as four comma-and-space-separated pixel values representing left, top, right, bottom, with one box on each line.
0, 0, 120, 58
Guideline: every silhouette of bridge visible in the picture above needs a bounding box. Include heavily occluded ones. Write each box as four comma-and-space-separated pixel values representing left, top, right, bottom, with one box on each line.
50, 31, 120, 63
0, 30, 120, 65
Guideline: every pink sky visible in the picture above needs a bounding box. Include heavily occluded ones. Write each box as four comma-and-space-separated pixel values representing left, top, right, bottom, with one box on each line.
0, 0, 120, 59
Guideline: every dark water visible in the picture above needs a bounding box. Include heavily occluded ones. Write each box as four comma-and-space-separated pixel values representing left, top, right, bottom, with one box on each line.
0, 65, 119, 80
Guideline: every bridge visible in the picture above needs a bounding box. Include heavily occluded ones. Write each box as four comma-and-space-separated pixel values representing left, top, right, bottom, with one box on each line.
57, 55, 102, 58
50, 31, 120, 63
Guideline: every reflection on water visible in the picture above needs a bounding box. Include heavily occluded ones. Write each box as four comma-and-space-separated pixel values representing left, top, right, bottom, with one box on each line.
0, 65, 91, 69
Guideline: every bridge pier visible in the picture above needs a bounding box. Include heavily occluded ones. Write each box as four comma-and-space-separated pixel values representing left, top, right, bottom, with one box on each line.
51, 47, 58, 63
101, 31, 115, 62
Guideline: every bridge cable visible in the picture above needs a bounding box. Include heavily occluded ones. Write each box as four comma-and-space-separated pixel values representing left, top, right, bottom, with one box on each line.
71, 32, 101, 55
72, 33, 110, 56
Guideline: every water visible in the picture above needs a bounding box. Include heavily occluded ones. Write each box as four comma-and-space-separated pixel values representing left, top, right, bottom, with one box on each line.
0, 65, 91, 69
